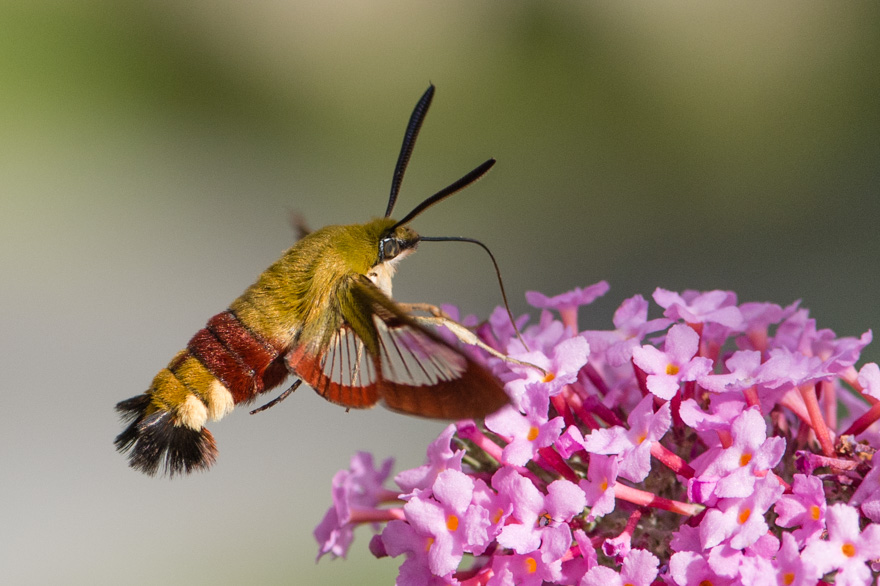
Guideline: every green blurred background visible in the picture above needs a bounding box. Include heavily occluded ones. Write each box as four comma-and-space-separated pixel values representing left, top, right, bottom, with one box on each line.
2, 2, 878, 584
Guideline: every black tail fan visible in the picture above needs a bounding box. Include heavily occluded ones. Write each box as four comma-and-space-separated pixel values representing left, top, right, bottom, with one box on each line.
115, 395, 217, 477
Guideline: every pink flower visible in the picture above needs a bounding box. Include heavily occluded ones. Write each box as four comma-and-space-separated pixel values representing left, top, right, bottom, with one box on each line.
502, 335, 590, 407
653, 288, 745, 330
493, 467, 585, 555
395, 424, 463, 496
315, 452, 396, 560
699, 474, 784, 550
632, 323, 713, 400
380, 520, 457, 585
690, 408, 785, 501
526, 281, 609, 331
772, 532, 822, 586
580, 395, 671, 482
579, 549, 659, 586
582, 294, 672, 366
668, 550, 736, 586
579, 454, 618, 521
801, 503, 880, 586
857, 362, 880, 400
485, 387, 565, 467
774, 474, 827, 544
850, 464, 880, 523
315, 286, 880, 586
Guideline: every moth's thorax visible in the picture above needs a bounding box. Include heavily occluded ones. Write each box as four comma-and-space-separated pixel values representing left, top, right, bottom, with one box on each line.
367, 247, 416, 297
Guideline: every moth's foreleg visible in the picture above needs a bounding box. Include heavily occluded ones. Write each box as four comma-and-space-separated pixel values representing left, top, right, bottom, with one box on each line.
408, 312, 548, 376
399, 302, 450, 319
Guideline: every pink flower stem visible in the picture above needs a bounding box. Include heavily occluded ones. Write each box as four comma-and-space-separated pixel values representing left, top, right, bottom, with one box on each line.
581, 363, 611, 396
457, 422, 542, 485
746, 328, 769, 353
457, 422, 505, 463
537, 446, 579, 483
620, 509, 642, 540
682, 380, 696, 402
559, 307, 578, 333
377, 488, 405, 504
842, 401, 880, 437
348, 506, 406, 524
582, 395, 624, 427
717, 429, 733, 449
799, 383, 834, 456
779, 389, 811, 426
563, 388, 601, 430
613, 482, 703, 517
742, 385, 761, 410
551, 394, 577, 429
839, 365, 868, 397
458, 567, 493, 586
632, 360, 649, 397
650, 442, 695, 479
669, 392, 684, 430
820, 380, 837, 431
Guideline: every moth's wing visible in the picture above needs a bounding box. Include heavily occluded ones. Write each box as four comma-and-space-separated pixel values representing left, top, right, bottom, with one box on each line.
285, 279, 382, 410
354, 276, 510, 419
286, 275, 509, 419
289, 211, 311, 241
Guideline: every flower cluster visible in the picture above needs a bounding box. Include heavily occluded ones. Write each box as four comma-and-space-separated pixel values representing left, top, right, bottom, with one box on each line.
315, 283, 880, 585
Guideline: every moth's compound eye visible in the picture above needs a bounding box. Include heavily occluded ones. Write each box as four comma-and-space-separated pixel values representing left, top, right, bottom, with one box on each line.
380, 237, 400, 261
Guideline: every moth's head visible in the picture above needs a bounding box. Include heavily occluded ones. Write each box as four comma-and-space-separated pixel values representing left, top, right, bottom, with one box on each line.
357, 84, 494, 295
358, 217, 419, 296
363, 217, 419, 271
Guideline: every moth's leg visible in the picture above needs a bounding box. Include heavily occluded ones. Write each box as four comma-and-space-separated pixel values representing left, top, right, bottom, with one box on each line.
250, 379, 303, 415
400, 302, 450, 319
403, 309, 547, 376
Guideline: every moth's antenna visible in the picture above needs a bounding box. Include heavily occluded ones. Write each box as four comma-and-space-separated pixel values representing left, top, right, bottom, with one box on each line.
385, 85, 435, 218
418, 235, 528, 349
390, 159, 495, 231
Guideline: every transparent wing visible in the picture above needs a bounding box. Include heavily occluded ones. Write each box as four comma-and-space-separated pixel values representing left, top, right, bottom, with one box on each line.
286, 325, 381, 410
286, 275, 509, 419
373, 314, 468, 387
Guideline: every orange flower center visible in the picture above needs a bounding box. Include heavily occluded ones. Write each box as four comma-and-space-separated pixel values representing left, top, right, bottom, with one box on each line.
446, 514, 459, 532
493, 508, 504, 524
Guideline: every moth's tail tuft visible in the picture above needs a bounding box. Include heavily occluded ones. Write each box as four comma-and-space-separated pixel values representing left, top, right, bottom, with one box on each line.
115, 394, 217, 477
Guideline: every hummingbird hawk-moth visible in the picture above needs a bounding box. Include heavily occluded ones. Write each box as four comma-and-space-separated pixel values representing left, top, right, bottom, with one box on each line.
115, 85, 514, 476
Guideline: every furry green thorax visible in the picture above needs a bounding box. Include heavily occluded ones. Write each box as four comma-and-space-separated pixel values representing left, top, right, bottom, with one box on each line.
229, 218, 419, 347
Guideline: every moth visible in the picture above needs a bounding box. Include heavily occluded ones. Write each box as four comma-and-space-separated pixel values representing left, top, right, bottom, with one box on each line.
115, 85, 517, 476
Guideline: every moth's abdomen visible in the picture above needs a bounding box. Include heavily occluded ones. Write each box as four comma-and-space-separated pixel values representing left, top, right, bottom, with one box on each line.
114, 311, 288, 476
188, 311, 287, 403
